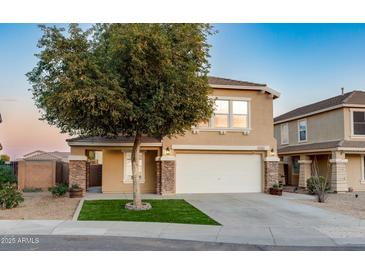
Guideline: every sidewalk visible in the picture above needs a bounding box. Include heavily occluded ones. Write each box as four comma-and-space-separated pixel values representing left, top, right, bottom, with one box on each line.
1, 219, 365, 247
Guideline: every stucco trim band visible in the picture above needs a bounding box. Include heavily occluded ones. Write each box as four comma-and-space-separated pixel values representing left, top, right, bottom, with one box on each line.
298, 160, 312, 164
68, 155, 88, 161
264, 156, 280, 162
155, 156, 176, 161
171, 145, 270, 151
329, 159, 349, 164
68, 142, 162, 147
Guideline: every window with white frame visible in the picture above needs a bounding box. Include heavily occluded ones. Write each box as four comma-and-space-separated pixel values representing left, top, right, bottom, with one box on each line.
353, 111, 365, 136
281, 123, 289, 145
198, 98, 249, 130
298, 119, 307, 142
123, 152, 145, 183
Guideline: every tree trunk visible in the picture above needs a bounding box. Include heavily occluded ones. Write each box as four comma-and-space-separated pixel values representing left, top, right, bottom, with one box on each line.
132, 132, 142, 208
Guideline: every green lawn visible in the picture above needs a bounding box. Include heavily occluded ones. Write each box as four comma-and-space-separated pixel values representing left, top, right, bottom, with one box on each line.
77, 199, 220, 225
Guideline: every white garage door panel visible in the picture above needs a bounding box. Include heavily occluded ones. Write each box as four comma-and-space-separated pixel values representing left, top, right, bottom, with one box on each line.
176, 153, 262, 194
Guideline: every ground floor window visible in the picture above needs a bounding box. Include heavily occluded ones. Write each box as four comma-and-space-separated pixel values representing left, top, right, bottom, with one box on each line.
123, 152, 145, 183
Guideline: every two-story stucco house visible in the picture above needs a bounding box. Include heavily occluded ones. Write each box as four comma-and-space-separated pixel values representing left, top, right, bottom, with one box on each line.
67, 76, 280, 194
274, 90, 365, 192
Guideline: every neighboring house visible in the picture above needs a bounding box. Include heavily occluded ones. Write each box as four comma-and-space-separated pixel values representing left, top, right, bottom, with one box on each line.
18, 151, 70, 190
67, 76, 280, 194
274, 90, 365, 192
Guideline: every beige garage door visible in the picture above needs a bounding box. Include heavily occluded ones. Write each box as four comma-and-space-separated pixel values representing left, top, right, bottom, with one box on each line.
176, 153, 262, 194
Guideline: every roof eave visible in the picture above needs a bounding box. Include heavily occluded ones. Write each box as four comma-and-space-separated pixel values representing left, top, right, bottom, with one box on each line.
209, 84, 280, 99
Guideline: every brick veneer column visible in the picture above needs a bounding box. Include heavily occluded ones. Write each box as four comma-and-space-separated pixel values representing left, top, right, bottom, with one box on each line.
298, 155, 312, 188
329, 152, 348, 192
68, 155, 88, 194
264, 156, 280, 192
156, 156, 176, 195
155, 158, 162, 194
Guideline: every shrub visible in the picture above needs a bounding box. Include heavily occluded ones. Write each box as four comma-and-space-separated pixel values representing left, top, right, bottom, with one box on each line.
0, 154, 10, 162
272, 183, 281, 189
307, 176, 330, 202
70, 183, 81, 190
307, 176, 330, 195
48, 183, 68, 197
23, 187, 43, 193
0, 165, 17, 184
0, 183, 24, 209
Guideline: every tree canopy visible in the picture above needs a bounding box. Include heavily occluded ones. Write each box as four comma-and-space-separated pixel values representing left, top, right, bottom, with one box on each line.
27, 23, 215, 209
27, 24, 214, 139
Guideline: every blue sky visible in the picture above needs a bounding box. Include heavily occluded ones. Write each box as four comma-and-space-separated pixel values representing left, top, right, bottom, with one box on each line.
1, 23, 365, 158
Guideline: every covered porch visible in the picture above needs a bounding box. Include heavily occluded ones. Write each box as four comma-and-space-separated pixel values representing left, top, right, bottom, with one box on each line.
66, 136, 171, 194
279, 141, 365, 192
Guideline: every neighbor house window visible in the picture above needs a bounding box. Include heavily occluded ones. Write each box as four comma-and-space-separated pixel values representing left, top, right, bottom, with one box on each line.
123, 152, 145, 183
298, 119, 307, 142
197, 98, 250, 130
281, 123, 289, 145
353, 111, 365, 135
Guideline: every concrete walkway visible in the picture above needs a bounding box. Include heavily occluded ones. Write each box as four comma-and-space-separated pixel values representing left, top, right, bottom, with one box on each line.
1, 193, 365, 247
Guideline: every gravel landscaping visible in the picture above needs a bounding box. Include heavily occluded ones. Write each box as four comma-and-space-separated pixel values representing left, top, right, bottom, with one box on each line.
294, 192, 365, 219
0, 192, 81, 220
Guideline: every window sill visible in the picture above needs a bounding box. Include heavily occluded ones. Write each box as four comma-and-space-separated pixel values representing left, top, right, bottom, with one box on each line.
122, 180, 145, 184
192, 128, 251, 135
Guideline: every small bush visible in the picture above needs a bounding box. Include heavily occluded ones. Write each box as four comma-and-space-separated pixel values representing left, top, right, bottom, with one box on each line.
0, 155, 10, 162
0, 183, 24, 209
0, 166, 17, 184
23, 187, 43, 193
48, 183, 68, 197
307, 176, 330, 202
70, 183, 81, 190
307, 176, 330, 195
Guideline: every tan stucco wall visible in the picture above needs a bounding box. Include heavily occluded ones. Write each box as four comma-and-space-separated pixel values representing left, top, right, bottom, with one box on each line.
275, 108, 345, 148
343, 107, 365, 141
17, 160, 56, 190
346, 154, 365, 191
102, 149, 157, 193
163, 88, 277, 152
314, 155, 330, 178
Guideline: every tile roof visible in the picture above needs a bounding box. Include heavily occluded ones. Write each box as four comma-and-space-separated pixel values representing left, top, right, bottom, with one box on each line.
278, 139, 365, 154
208, 76, 266, 87
274, 91, 365, 123
278, 141, 342, 154
23, 151, 70, 161
67, 136, 161, 144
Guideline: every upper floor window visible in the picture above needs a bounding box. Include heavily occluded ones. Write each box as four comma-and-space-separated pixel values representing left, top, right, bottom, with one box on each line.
298, 119, 307, 142
353, 111, 365, 136
281, 123, 289, 145
198, 98, 249, 130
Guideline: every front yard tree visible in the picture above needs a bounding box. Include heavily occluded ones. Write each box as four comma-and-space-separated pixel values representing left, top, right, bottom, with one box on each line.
27, 24, 214, 210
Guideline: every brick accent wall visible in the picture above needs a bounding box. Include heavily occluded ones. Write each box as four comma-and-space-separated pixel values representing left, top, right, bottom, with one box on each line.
156, 160, 162, 194
264, 161, 279, 192
69, 160, 88, 193
160, 160, 176, 195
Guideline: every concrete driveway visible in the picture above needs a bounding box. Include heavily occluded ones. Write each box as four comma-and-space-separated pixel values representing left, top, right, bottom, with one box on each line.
180, 192, 365, 246
1, 192, 364, 248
